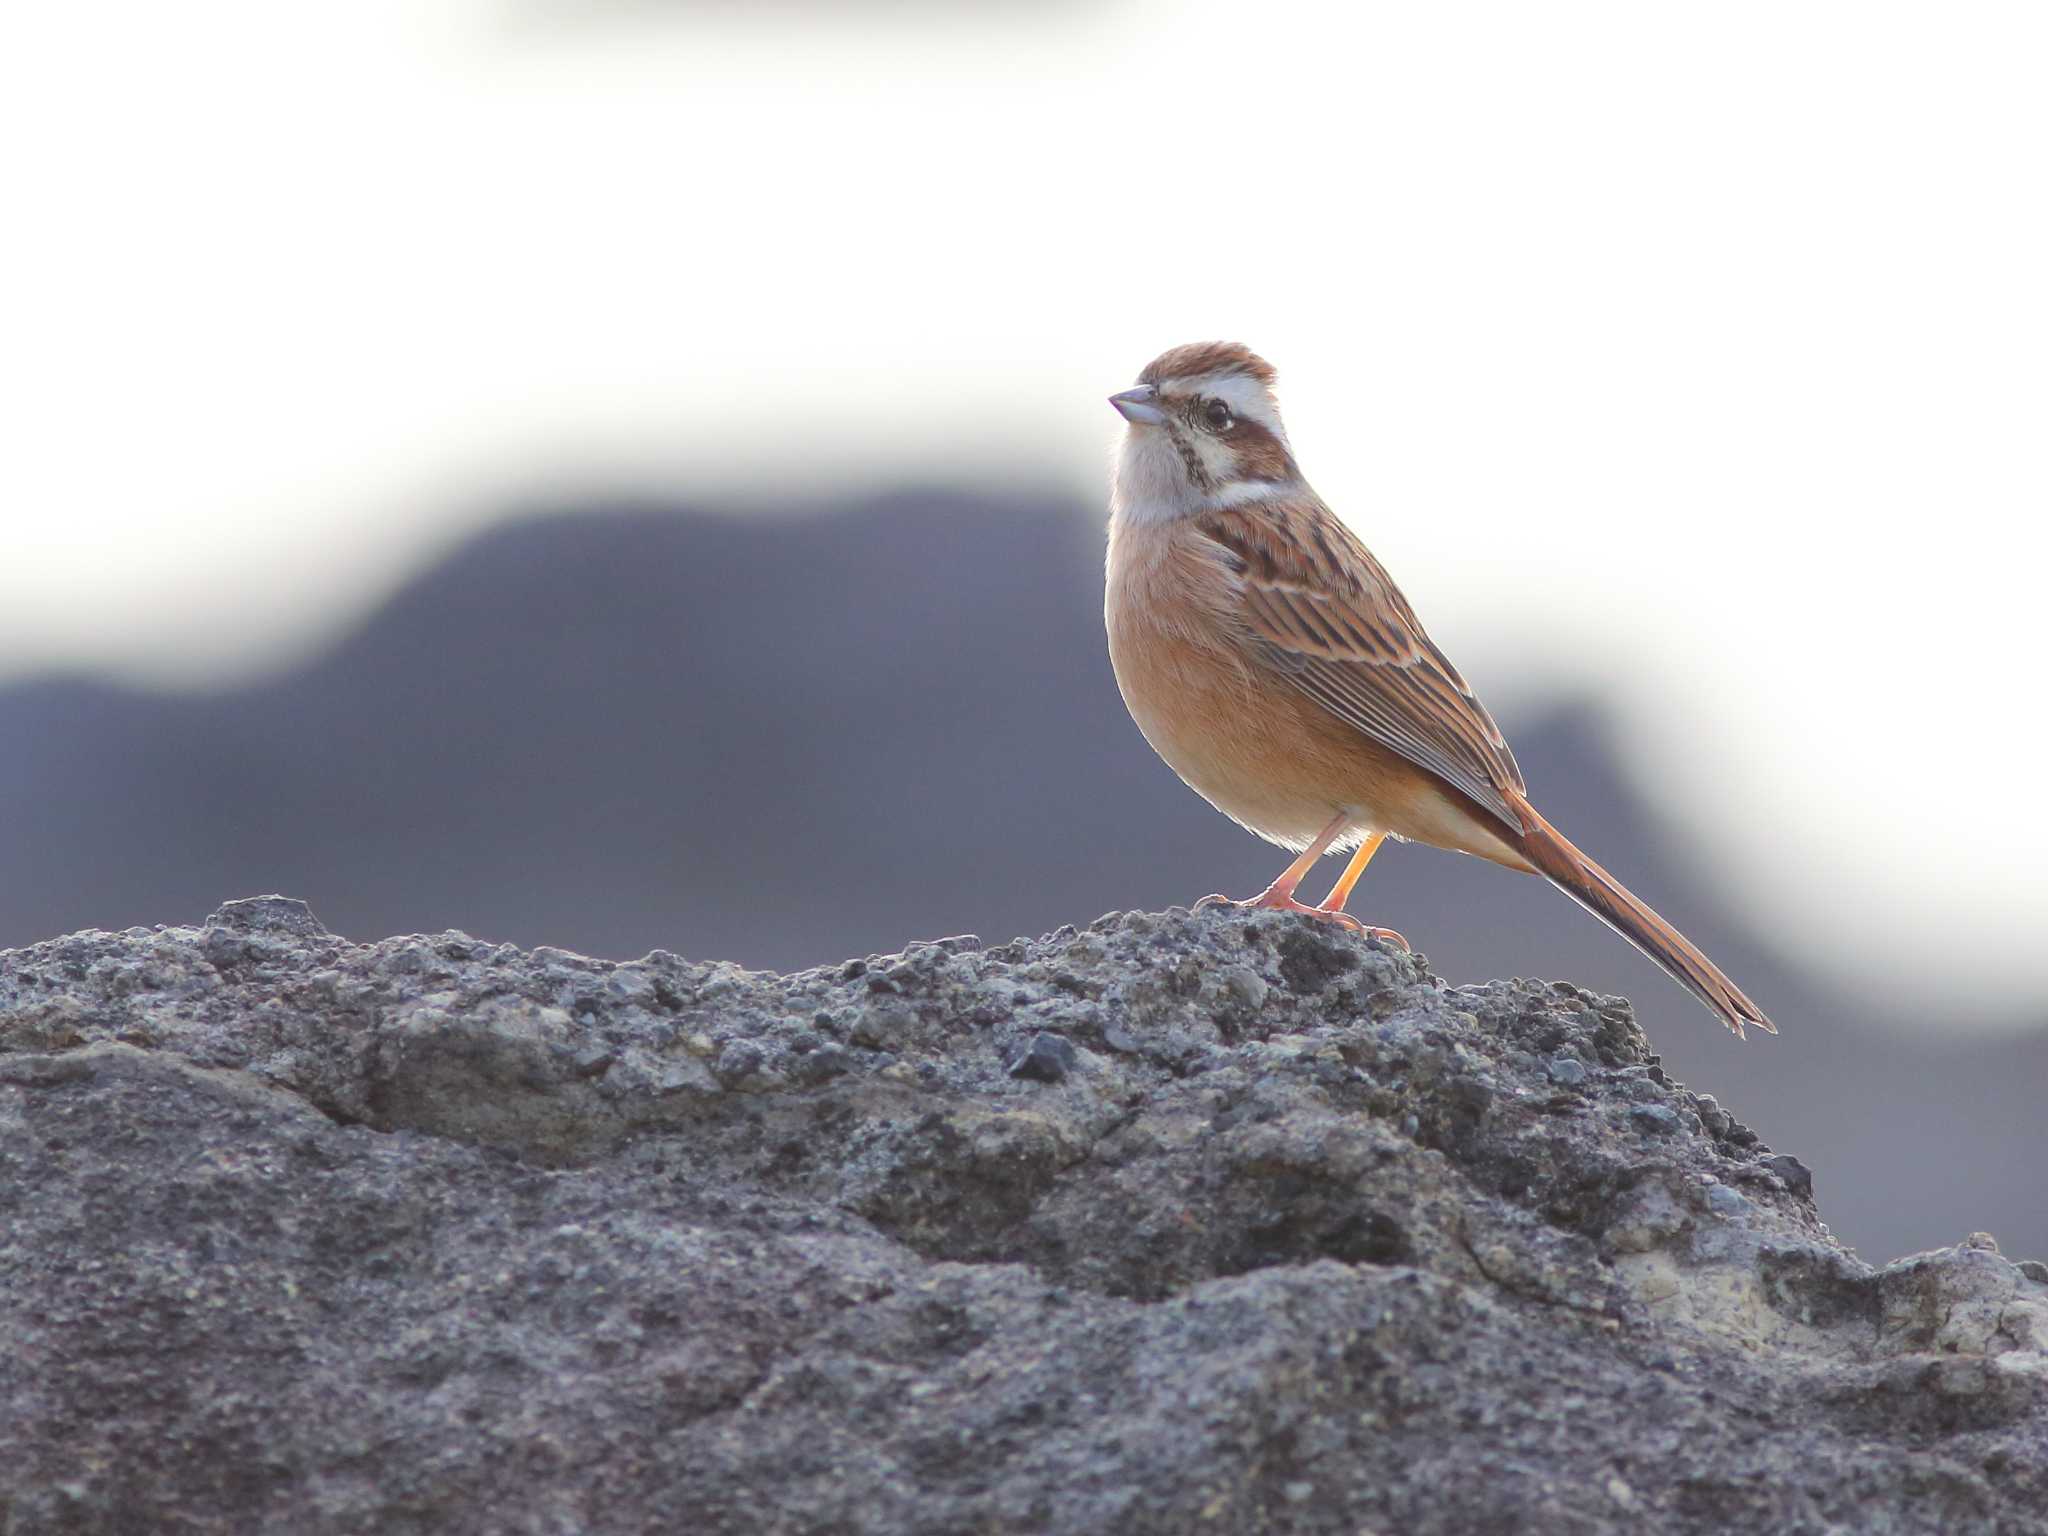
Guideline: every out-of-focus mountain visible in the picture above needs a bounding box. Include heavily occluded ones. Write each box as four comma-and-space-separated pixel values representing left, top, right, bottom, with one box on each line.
2, 491, 2041, 1263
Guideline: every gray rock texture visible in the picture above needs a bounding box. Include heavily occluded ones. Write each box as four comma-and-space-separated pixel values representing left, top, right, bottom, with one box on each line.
2, 895, 2044, 1534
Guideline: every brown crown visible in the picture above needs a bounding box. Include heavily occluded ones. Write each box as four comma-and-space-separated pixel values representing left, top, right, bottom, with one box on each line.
1137, 341, 1277, 389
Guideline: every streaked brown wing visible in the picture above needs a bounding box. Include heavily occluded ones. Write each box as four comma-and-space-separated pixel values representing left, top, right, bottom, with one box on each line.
1194, 500, 1527, 833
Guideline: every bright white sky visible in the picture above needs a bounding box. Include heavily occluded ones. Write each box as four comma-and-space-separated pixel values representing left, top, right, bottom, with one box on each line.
3, 0, 2045, 1017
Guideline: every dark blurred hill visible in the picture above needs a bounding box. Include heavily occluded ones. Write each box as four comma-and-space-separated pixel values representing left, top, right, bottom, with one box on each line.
2, 490, 2042, 1263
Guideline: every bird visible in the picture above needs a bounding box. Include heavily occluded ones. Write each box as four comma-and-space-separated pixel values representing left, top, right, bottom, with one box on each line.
1103, 341, 1774, 1039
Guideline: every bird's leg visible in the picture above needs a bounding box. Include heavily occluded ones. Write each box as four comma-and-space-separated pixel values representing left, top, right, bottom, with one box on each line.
1315, 831, 1408, 950
1196, 812, 1395, 940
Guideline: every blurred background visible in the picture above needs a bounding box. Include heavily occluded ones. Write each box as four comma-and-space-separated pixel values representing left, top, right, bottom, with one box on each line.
3, 0, 2043, 1264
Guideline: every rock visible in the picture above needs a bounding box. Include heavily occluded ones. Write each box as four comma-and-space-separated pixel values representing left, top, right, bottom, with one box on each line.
1, 899, 2043, 1535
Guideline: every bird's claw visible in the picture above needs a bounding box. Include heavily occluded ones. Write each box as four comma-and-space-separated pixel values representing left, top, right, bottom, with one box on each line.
1193, 892, 1409, 950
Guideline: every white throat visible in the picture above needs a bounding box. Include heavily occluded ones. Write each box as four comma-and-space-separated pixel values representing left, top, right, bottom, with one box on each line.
1109, 429, 1202, 528
1109, 429, 1295, 529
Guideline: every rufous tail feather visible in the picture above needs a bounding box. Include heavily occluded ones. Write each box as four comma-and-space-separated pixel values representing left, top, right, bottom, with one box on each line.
1510, 797, 1775, 1040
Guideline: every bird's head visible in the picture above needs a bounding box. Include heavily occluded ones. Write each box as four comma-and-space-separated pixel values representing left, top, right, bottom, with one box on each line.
1108, 341, 1300, 523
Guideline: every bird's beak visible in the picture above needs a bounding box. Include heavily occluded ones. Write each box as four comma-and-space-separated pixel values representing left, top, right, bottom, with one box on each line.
1108, 385, 1167, 426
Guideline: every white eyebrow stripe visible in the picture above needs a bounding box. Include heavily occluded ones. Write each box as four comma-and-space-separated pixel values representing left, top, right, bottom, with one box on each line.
1163, 371, 1287, 436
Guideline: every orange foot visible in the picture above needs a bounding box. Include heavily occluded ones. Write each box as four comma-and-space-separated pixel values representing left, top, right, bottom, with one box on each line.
1193, 892, 1410, 950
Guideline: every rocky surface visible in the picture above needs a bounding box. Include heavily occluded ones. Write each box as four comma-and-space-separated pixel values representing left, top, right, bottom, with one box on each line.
2, 896, 2044, 1535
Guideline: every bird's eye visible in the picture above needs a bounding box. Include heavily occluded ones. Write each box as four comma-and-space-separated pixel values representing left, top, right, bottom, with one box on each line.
1203, 399, 1235, 432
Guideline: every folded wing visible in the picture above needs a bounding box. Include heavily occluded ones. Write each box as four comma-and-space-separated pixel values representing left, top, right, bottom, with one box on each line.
1195, 499, 1527, 835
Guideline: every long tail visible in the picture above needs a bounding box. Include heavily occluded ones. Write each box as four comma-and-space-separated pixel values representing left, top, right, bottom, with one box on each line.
1510, 796, 1775, 1039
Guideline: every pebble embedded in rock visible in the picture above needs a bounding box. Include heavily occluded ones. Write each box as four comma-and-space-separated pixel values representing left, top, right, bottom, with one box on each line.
1764, 1153, 1815, 1199
1007, 1032, 1077, 1084
713, 1040, 765, 1086
851, 1002, 919, 1050
1692, 1093, 1732, 1137
1706, 1184, 1749, 1217
205, 895, 328, 937
1220, 966, 1269, 1011
797, 1044, 853, 1084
